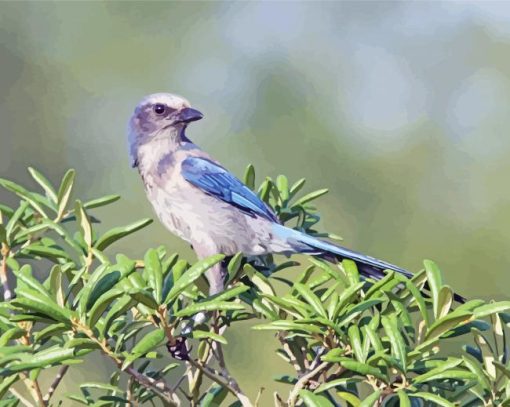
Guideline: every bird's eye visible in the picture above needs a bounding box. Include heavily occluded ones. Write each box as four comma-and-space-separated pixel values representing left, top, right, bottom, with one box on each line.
153, 104, 166, 115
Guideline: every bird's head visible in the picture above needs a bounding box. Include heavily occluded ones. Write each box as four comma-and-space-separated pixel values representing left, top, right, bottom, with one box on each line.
128, 93, 203, 167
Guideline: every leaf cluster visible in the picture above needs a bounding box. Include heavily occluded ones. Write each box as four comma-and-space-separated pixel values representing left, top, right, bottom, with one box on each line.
0, 167, 507, 407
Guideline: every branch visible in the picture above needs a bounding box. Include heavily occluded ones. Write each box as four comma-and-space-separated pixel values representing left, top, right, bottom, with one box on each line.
43, 365, 69, 403
287, 361, 330, 407
75, 320, 180, 406
186, 358, 252, 407
125, 366, 180, 406
211, 315, 252, 407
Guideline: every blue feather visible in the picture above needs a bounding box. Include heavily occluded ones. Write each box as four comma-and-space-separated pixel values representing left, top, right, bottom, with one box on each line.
181, 157, 280, 223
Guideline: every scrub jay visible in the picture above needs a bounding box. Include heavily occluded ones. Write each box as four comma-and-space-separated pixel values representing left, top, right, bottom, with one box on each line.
128, 93, 413, 295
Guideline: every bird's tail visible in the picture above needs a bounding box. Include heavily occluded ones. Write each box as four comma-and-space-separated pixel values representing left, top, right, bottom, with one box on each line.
272, 224, 465, 303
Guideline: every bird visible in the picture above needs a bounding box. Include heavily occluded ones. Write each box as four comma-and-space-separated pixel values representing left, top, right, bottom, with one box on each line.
127, 92, 417, 296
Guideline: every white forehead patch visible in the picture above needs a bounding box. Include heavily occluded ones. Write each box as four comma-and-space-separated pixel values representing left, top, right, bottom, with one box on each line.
138, 93, 191, 110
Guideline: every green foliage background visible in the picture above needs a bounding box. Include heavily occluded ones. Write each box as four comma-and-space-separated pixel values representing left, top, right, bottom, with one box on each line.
1, 1, 510, 404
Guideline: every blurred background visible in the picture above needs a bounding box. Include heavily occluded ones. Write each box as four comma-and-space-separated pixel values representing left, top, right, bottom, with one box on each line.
1, 1, 510, 404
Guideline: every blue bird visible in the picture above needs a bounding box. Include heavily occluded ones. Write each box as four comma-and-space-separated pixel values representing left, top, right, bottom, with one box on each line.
128, 93, 415, 296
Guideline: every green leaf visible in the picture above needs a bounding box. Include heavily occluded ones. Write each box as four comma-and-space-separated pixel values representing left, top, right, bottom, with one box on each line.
83, 195, 120, 210
414, 367, 476, 384
102, 295, 135, 337
493, 361, 510, 380
75, 200, 92, 249
348, 325, 364, 363
342, 259, 360, 286
56, 169, 76, 220
65, 338, 100, 351
166, 254, 224, 303
253, 321, 323, 334
314, 378, 362, 393
12, 289, 71, 323
0, 178, 50, 218
292, 188, 329, 207
437, 285, 453, 319
424, 259, 443, 320
14, 265, 51, 300
48, 265, 65, 307
397, 391, 411, 407
122, 329, 166, 369
337, 299, 382, 328
88, 289, 124, 326
289, 178, 306, 199
462, 354, 491, 391
0, 346, 81, 375
364, 270, 395, 299
192, 330, 228, 345
299, 389, 334, 407
144, 249, 163, 303
294, 283, 327, 318
329, 358, 387, 381
33, 323, 68, 343
227, 252, 244, 282
21, 243, 74, 262
86, 270, 123, 311
94, 218, 153, 250
474, 301, 510, 319
258, 177, 274, 203
381, 314, 407, 372
333, 282, 365, 318
128, 289, 160, 310
5, 201, 29, 242
0, 328, 24, 347
364, 325, 383, 353
276, 175, 289, 203
423, 311, 473, 342
410, 392, 455, 407
0, 375, 19, 399
200, 384, 228, 407
175, 301, 244, 317
208, 284, 250, 302
243, 164, 255, 190
337, 392, 360, 407
474, 330, 496, 379
403, 278, 431, 327
359, 390, 382, 407
28, 167, 58, 203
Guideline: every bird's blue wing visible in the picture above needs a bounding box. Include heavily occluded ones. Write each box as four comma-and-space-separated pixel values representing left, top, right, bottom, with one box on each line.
181, 157, 280, 223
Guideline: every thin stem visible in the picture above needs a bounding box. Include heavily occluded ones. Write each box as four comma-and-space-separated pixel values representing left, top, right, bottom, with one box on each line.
21, 374, 45, 407
287, 362, 330, 407
206, 316, 252, 407
74, 320, 179, 406
187, 358, 252, 407
43, 365, 69, 403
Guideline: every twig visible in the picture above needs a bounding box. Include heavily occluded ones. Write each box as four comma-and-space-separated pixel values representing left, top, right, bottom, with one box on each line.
187, 358, 252, 407
43, 365, 69, 403
287, 362, 330, 407
126, 376, 134, 407
9, 387, 35, 407
211, 315, 252, 407
20, 371, 45, 407
278, 335, 305, 374
74, 320, 179, 406
0, 244, 13, 301
125, 366, 180, 406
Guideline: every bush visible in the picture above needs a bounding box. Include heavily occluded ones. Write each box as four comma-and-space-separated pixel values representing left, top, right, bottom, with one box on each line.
0, 166, 508, 407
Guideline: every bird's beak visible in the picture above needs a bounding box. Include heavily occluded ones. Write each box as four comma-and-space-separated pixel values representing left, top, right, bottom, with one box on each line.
176, 107, 203, 124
